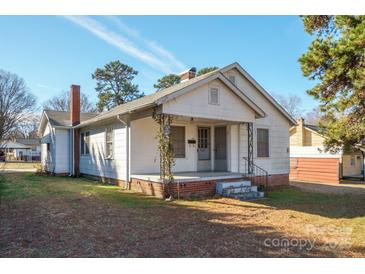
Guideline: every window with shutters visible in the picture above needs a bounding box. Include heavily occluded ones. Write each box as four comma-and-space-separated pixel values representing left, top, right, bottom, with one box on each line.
257, 128, 269, 157
171, 126, 185, 158
105, 127, 114, 159
209, 87, 219, 105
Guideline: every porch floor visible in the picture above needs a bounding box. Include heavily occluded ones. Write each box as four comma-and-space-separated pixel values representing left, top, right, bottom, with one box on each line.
131, 171, 244, 183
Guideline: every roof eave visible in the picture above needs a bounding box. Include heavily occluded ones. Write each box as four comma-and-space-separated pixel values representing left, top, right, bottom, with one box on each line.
220, 62, 296, 125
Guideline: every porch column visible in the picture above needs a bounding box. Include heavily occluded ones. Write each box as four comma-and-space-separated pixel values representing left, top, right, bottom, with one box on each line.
247, 122, 253, 174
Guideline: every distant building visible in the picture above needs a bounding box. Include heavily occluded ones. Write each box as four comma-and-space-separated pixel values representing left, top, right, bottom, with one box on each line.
0, 138, 41, 161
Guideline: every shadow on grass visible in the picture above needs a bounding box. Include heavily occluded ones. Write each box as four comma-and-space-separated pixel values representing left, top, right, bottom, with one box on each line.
1, 173, 364, 257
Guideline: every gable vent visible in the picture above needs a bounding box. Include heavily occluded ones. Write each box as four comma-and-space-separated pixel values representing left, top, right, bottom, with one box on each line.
209, 87, 219, 105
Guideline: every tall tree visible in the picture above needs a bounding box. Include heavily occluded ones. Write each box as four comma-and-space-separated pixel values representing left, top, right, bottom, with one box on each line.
0, 70, 36, 141
196, 67, 219, 77
43, 91, 97, 113
275, 94, 303, 119
92, 61, 144, 111
299, 16, 365, 151
154, 74, 180, 91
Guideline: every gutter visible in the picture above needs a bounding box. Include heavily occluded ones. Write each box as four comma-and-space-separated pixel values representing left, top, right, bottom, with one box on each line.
73, 102, 157, 129
117, 114, 131, 189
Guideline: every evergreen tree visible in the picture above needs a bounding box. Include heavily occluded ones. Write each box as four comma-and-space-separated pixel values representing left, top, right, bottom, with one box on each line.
299, 16, 365, 152
154, 74, 181, 91
92, 61, 144, 111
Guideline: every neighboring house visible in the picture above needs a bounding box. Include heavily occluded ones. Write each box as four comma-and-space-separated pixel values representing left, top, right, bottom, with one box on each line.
38, 62, 296, 198
289, 118, 365, 183
0, 139, 41, 161
15, 138, 41, 160
0, 140, 31, 161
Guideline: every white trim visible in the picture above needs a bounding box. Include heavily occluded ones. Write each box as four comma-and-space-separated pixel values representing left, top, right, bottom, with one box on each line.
220, 62, 296, 125
256, 126, 270, 159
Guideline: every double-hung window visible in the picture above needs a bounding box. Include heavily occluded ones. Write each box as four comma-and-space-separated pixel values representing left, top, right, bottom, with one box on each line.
80, 132, 90, 155
257, 128, 269, 158
171, 126, 185, 158
105, 127, 114, 159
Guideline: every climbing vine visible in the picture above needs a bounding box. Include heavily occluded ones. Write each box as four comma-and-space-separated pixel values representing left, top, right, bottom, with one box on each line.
152, 111, 175, 196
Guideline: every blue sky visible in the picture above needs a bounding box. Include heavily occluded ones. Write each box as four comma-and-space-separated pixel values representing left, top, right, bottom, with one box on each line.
0, 16, 316, 112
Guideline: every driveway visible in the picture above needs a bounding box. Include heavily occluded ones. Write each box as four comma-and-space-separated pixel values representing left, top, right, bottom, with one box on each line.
290, 180, 365, 195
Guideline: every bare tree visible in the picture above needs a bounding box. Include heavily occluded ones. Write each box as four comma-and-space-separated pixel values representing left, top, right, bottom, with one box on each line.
305, 107, 329, 126
0, 70, 36, 141
10, 113, 40, 138
43, 91, 97, 113
275, 94, 303, 119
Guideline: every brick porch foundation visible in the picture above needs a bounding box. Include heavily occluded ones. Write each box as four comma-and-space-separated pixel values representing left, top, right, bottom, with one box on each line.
130, 173, 289, 199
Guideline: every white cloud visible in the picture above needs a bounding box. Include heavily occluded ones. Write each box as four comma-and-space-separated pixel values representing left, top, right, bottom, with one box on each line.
64, 16, 185, 74
107, 16, 186, 72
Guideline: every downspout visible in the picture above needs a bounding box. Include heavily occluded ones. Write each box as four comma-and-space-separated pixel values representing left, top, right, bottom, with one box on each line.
117, 114, 130, 189
69, 128, 74, 176
360, 149, 365, 182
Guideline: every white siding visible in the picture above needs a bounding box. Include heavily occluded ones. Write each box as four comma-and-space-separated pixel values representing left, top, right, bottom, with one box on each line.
290, 146, 341, 158
162, 79, 256, 122
54, 128, 70, 174
223, 69, 292, 175
41, 123, 55, 173
130, 117, 198, 174
80, 122, 127, 180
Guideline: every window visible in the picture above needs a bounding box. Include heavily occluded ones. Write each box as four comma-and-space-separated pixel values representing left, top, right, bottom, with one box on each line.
257, 128, 269, 157
105, 127, 114, 159
80, 132, 90, 155
47, 143, 50, 152
171, 126, 185, 158
351, 156, 355, 166
228, 75, 236, 86
209, 87, 219, 105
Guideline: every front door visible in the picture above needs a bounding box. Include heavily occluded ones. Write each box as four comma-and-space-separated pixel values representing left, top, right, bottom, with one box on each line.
214, 126, 227, 171
197, 127, 211, 171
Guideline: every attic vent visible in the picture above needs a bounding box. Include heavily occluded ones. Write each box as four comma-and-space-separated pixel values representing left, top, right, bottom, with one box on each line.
209, 87, 219, 105
228, 75, 236, 86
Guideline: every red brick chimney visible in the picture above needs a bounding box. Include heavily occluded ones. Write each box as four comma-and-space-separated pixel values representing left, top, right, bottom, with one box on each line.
70, 85, 80, 126
70, 85, 80, 176
179, 67, 196, 82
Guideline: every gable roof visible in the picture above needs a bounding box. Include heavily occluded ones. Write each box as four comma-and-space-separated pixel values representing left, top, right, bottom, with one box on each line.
41, 62, 295, 130
77, 68, 269, 128
0, 140, 31, 149
15, 138, 40, 146
44, 110, 98, 127
220, 62, 296, 125
304, 124, 320, 134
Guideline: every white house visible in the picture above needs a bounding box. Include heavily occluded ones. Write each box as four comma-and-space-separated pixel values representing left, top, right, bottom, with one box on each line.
38, 62, 295, 198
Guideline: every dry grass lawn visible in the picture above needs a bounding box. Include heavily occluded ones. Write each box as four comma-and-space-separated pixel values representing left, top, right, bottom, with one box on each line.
0, 173, 364, 257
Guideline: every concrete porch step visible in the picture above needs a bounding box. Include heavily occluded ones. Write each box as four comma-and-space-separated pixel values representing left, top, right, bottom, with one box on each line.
216, 180, 265, 201
216, 181, 251, 195
231, 191, 265, 201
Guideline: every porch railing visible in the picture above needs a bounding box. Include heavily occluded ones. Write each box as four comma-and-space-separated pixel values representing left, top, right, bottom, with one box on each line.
241, 157, 269, 192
